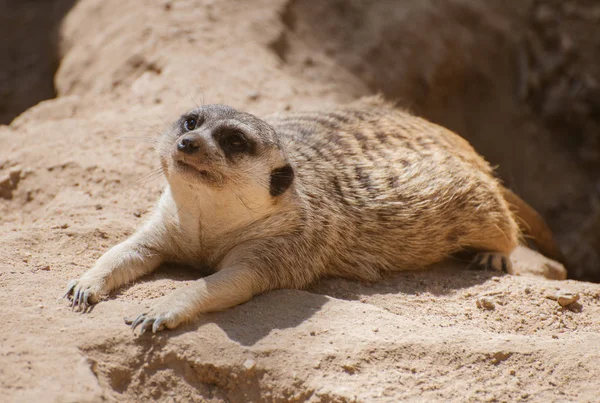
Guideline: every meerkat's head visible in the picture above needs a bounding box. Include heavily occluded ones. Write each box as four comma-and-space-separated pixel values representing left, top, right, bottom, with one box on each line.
158, 104, 294, 199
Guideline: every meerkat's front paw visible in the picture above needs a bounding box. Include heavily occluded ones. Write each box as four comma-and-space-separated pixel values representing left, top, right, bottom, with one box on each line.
63, 277, 104, 312
467, 252, 512, 273
125, 302, 186, 335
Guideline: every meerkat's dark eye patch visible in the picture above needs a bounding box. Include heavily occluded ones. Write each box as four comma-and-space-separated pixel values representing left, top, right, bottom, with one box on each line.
269, 164, 294, 197
217, 128, 253, 156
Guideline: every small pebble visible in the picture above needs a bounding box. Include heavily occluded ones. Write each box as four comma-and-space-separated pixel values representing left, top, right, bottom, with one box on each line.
476, 296, 496, 310
243, 359, 256, 371
546, 290, 580, 307
342, 363, 357, 374
557, 292, 580, 307
9, 167, 21, 184
247, 91, 260, 101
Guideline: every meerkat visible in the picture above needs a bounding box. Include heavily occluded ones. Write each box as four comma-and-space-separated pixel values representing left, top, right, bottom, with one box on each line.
64, 96, 564, 334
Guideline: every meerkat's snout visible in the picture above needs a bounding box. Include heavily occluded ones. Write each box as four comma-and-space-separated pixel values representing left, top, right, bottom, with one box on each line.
169, 129, 225, 185
173, 132, 213, 166
177, 134, 201, 154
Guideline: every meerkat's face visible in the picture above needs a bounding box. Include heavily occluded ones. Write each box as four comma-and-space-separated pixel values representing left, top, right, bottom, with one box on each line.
158, 104, 294, 198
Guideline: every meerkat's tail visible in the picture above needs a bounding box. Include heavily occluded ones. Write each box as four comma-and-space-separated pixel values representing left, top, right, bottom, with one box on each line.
502, 187, 566, 265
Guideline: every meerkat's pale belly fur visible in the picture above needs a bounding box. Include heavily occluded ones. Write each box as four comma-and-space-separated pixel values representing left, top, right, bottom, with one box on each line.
65, 97, 522, 334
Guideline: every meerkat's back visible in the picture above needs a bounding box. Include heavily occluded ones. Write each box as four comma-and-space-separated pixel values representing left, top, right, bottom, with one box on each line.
266, 97, 520, 279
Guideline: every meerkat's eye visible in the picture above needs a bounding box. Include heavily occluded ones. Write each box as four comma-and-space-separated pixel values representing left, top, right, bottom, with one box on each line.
219, 129, 250, 155
183, 117, 197, 132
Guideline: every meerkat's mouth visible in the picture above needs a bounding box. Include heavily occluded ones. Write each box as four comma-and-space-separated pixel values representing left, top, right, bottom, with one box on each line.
174, 159, 225, 185
175, 159, 210, 176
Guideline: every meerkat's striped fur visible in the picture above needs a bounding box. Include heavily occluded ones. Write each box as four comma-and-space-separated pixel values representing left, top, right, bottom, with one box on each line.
65, 97, 561, 334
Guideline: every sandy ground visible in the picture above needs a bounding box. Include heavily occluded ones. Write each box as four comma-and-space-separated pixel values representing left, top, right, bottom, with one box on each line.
1, 0, 600, 402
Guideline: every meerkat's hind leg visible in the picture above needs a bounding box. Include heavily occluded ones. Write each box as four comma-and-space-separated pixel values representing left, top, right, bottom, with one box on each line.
462, 213, 519, 274
467, 252, 512, 273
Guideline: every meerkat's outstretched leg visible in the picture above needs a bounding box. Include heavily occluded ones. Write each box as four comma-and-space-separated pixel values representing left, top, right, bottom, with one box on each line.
126, 265, 269, 334
64, 214, 165, 310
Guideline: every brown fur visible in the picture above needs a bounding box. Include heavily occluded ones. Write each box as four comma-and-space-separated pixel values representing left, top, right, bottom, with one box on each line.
64, 97, 558, 334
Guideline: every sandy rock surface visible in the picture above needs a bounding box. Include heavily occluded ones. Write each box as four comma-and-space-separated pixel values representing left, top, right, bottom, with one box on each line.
1, 0, 600, 402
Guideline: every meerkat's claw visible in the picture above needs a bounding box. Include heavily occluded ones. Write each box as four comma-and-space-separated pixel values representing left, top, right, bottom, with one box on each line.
152, 317, 167, 333
467, 252, 511, 273
63, 280, 78, 299
127, 314, 160, 334
140, 318, 157, 334
71, 288, 81, 310
78, 291, 86, 310
128, 313, 168, 335
64, 278, 102, 312
127, 303, 180, 335
83, 290, 93, 309
129, 314, 147, 332
70, 287, 88, 311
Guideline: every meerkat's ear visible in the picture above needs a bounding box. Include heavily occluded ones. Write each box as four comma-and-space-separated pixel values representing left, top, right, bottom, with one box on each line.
269, 164, 294, 197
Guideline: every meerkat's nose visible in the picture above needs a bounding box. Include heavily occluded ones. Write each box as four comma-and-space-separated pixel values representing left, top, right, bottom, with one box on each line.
177, 135, 200, 154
